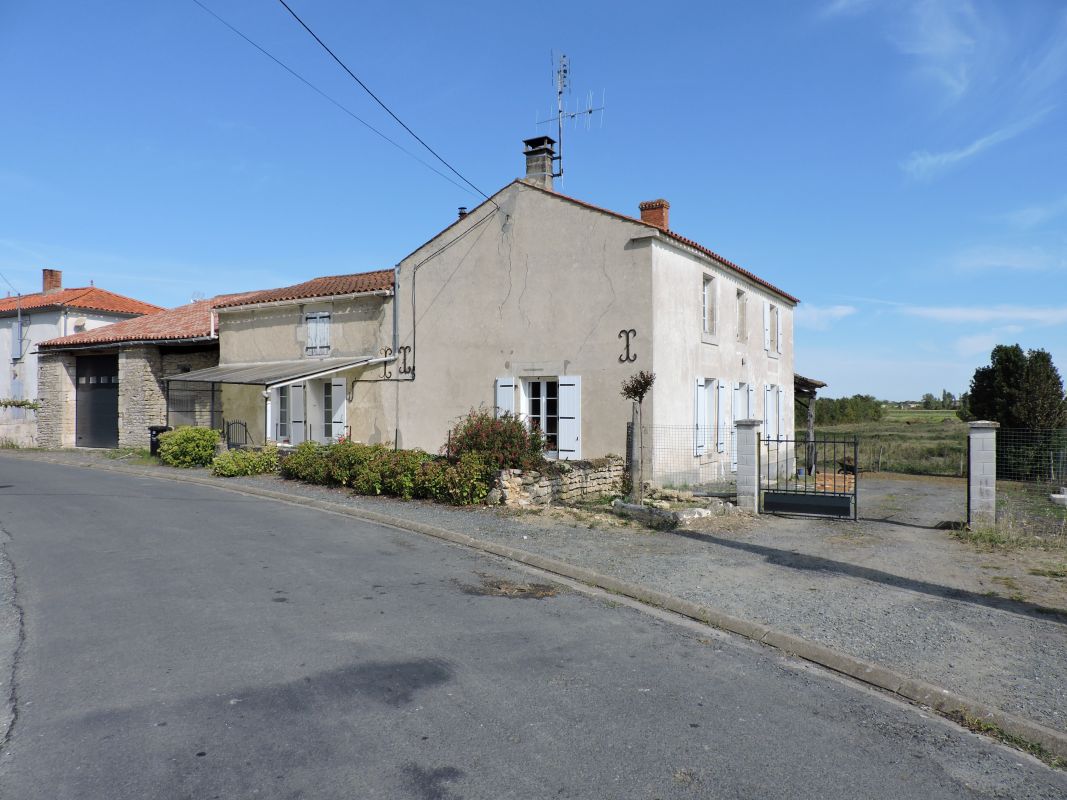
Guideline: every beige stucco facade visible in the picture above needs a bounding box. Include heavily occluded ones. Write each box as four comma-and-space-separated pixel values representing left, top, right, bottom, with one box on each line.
387, 181, 798, 480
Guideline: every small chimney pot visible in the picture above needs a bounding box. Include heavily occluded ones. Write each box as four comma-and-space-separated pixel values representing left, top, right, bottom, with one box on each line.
42, 268, 62, 294
639, 199, 670, 231
458, 206, 468, 219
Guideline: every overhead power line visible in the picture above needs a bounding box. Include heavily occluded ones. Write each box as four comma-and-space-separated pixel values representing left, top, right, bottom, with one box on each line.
274, 0, 497, 207
190, 0, 473, 196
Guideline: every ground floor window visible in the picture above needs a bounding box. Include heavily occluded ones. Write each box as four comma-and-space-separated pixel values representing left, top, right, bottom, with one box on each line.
277, 386, 290, 440
527, 379, 559, 454
495, 375, 581, 460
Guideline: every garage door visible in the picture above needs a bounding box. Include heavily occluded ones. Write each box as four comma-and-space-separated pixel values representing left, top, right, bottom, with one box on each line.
76, 355, 119, 448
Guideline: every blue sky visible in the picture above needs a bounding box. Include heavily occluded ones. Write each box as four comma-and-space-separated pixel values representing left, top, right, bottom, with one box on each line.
1, 0, 1064, 400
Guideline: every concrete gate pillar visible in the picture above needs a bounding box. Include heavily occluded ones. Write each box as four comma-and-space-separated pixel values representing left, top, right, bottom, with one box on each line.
967, 421, 999, 526
735, 419, 763, 514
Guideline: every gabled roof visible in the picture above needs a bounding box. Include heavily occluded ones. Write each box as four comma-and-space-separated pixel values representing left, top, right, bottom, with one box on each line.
400, 179, 798, 305
38, 292, 259, 349
519, 181, 799, 304
0, 286, 163, 317
214, 270, 395, 310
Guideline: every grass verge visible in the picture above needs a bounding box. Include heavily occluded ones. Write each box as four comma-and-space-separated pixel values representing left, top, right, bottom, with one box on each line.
947, 711, 1066, 770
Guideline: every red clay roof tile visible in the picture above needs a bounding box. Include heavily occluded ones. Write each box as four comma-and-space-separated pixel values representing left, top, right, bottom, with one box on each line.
213, 270, 394, 309
0, 286, 163, 317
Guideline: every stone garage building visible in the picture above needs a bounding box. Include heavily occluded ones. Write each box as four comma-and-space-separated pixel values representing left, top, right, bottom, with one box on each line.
36, 293, 254, 449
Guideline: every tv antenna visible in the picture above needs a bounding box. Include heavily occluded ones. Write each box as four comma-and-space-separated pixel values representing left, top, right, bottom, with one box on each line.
536, 52, 605, 183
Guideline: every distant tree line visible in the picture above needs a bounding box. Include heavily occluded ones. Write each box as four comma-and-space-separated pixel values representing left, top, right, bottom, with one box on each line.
920, 390, 957, 410
812, 394, 884, 425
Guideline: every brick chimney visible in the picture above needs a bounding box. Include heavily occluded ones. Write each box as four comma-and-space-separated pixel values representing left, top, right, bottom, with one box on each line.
42, 268, 62, 294
523, 135, 556, 190
639, 199, 670, 230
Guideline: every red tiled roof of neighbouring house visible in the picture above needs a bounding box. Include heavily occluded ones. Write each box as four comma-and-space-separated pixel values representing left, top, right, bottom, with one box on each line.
0, 286, 164, 317
213, 270, 395, 309
38, 292, 260, 349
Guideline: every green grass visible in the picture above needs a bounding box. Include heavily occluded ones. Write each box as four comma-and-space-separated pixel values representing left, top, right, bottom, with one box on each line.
103, 447, 159, 466
948, 711, 1066, 770
801, 407, 968, 477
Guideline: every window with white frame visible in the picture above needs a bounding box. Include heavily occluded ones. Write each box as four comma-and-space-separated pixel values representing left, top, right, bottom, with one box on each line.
764, 383, 786, 441
736, 289, 747, 342
277, 386, 290, 439
322, 380, 333, 439
305, 312, 331, 356
496, 376, 582, 460
527, 379, 559, 453
702, 275, 716, 335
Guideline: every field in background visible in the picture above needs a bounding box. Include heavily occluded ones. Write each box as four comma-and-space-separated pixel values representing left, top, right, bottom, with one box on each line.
803, 406, 968, 477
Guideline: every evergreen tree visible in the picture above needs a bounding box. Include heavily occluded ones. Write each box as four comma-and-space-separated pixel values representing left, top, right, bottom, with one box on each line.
963, 344, 1065, 429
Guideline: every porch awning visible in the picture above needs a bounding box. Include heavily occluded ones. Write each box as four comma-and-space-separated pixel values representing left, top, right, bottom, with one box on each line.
165, 355, 386, 389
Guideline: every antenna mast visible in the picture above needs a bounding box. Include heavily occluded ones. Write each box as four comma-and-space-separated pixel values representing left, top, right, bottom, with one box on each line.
538, 52, 605, 183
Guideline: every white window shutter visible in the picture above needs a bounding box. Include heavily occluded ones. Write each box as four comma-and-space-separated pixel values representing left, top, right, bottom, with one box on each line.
557, 376, 581, 460
747, 384, 756, 423
321, 315, 331, 351
764, 385, 772, 436
763, 301, 771, 351
494, 377, 515, 417
694, 377, 706, 457
716, 380, 727, 452
307, 316, 320, 350
776, 307, 783, 353
332, 378, 346, 432
777, 385, 785, 441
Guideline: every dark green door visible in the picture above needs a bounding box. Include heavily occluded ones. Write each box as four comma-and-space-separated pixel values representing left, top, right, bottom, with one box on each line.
76, 355, 119, 448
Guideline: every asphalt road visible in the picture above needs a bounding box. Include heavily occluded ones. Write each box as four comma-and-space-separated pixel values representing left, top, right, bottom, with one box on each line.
0, 457, 1064, 799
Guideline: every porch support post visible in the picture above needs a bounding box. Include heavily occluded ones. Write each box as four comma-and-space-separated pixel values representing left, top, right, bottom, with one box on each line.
967, 421, 998, 526
735, 418, 762, 514
264, 393, 272, 444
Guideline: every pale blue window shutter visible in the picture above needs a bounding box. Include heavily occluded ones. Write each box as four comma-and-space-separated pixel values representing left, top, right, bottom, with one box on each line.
764, 385, 772, 437
694, 377, 706, 457
332, 378, 346, 437
557, 376, 581, 460
716, 381, 727, 453
763, 301, 771, 351
494, 377, 515, 417
776, 307, 783, 353
747, 384, 756, 421
777, 385, 785, 440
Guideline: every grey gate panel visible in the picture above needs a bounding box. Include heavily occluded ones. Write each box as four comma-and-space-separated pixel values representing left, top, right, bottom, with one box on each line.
76, 355, 119, 448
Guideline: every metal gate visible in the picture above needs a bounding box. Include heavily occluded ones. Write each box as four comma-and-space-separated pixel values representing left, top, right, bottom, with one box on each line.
759, 434, 858, 519
75, 355, 119, 448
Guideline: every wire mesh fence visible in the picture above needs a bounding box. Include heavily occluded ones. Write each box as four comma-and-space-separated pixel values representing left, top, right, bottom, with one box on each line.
634, 424, 737, 492
166, 382, 222, 430
994, 429, 1067, 543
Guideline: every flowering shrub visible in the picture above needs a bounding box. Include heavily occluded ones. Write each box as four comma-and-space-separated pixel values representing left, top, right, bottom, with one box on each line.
447, 409, 545, 471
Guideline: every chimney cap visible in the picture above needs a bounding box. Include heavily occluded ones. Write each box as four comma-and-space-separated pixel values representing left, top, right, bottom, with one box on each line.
523, 135, 556, 153
638, 199, 670, 210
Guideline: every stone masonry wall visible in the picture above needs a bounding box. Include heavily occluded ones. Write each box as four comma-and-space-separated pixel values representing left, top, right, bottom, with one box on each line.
36, 352, 77, 448
119, 347, 218, 448
496, 457, 624, 507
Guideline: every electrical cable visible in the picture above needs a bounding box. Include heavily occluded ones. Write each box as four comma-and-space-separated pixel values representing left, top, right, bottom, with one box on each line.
190, 0, 473, 196
0, 270, 18, 294
275, 0, 498, 208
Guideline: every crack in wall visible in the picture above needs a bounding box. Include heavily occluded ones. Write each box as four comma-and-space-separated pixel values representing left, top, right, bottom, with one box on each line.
576, 224, 618, 355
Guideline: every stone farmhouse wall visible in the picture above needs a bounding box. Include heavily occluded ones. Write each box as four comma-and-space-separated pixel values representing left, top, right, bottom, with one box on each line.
495, 457, 624, 507
118, 347, 218, 448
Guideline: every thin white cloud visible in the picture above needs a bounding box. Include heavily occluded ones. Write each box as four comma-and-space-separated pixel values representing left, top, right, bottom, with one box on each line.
902, 305, 1067, 325
888, 0, 983, 99
953, 325, 1024, 357
795, 304, 858, 330
952, 245, 1056, 273
1004, 195, 1067, 229
901, 110, 1049, 180
820, 0, 878, 17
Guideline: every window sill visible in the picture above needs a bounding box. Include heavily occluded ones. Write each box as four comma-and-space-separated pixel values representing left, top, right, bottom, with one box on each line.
701, 332, 719, 346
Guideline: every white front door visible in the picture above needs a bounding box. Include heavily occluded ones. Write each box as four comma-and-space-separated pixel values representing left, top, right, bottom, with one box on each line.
321, 378, 346, 442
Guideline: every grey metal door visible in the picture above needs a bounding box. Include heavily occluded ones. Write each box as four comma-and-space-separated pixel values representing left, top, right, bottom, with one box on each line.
76, 355, 119, 448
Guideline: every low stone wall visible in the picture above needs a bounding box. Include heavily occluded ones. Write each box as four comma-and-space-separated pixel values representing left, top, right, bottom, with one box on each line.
0, 408, 37, 447
494, 457, 624, 507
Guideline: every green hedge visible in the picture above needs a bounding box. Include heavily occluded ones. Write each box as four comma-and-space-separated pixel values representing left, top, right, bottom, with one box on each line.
158, 426, 220, 468
278, 441, 489, 505
211, 446, 279, 477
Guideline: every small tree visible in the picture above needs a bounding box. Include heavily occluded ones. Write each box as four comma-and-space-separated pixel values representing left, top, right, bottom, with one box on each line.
621, 371, 655, 501
962, 344, 1065, 429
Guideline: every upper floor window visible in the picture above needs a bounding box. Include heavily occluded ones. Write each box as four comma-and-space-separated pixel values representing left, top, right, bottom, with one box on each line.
736, 289, 747, 342
305, 312, 331, 356
702, 275, 716, 335
763, 302, 781, 354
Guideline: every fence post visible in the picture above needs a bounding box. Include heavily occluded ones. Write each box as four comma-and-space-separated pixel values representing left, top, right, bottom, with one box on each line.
735, 419, 762, 514
967, 421, 999, 526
